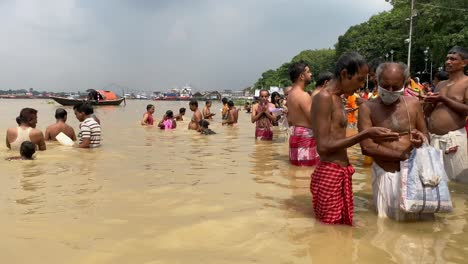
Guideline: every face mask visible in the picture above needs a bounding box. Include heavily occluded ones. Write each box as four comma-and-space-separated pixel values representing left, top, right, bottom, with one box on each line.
378, 86, 404, 105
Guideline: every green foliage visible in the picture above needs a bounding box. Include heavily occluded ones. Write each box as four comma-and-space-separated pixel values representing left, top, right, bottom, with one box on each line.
336, 0, 468, 75
254, 49, 336, 91
254, 0, 467, 89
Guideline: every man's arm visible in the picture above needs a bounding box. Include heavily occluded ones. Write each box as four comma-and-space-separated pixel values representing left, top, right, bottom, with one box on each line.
141, 113, 149, 126
44, 127, 51, 141
312, 92, 398, 155
251, 105, 263, 123
78, 126, 91, 148
70, 128, 77, 141
172, 120, 177, 129
32, 130, 46, 151
6, 132, 10, 149
357, 103, 406, 160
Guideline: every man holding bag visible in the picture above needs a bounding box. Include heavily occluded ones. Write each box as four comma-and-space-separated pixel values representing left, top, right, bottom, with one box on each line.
358, 62, 431, 221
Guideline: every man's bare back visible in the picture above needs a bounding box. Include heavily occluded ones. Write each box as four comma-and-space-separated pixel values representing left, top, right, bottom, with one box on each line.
287, 86, 313, 128
45, 122, 77, 141
6, 127, 46, 150
427, 77, 468, 135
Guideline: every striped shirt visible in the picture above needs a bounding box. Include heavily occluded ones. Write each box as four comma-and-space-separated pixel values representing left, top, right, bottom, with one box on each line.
79, 117, 101, 148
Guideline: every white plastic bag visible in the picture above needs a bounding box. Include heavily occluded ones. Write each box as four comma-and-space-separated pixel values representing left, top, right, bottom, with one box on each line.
400, 143, 453, 213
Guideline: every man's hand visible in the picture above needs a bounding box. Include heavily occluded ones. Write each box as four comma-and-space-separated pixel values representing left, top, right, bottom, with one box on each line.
366, 127, 400, 142
424, 93, 444, 104
410, 129, 426, 148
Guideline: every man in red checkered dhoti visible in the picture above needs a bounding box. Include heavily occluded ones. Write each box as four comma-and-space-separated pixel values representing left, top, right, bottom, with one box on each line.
310, 52, 400, 226
289, 126, 319, 166
311, 161, 355, 225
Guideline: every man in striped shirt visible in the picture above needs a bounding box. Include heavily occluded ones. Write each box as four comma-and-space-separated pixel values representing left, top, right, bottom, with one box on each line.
73, 102, 101, 148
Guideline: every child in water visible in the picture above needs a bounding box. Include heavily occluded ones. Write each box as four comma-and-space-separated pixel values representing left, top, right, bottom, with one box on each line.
199, 119, 216, 135
6, 141, 36, 161
158, 110, 177, 129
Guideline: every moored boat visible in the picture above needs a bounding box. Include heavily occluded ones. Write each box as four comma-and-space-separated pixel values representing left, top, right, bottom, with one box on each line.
50, 96, 125, 106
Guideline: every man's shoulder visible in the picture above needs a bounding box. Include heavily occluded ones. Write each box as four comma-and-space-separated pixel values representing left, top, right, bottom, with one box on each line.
30, 128, 44, 136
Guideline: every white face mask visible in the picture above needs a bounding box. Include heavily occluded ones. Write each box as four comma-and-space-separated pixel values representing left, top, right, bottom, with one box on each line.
378, 86, 404, 105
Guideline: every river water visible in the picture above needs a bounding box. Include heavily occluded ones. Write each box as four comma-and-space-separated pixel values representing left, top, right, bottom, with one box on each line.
0, 99, 467, 263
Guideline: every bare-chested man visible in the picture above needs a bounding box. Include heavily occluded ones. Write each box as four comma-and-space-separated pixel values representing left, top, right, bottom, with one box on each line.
223, 100, 238, 126
310, 52, 399, 225
424, 46, 468, 183
6, 108, 46, 151
287, 61, 319, 166
188, 99, 203, 131
251, 89, 276, 140
359, 62, 429, 221
203, 100, 216, 119
45, 108, 77, 141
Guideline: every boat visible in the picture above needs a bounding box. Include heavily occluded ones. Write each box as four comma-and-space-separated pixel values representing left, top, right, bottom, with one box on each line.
50, 96, 125, 106
50, 90, 125, 106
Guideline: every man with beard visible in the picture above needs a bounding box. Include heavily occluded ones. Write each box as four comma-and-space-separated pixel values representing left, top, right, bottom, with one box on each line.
287, 61, 319, 166
358, 62, 428, 221
251, 89, 276, 140
424, 46, 468, 183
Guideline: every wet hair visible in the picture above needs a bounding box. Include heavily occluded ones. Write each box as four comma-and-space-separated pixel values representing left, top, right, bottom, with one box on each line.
165, 110, 174, 118
448, 46, 468, 60
205, 100, 212, 105
179, 107, 186, 114
316, 72, 333, 87
146, 104, 154, 111
55, 108, 67, 120
222, 97, 228, 104
20, 141, 35, 159
289, 61, 309, 83
189, 99, 198, 107
271, 92, 280, 103
17, 108, 38, 124
434, 71, 449, 81
227, 100, 234, 107
334, 52, 367, 79
245, 102, 250, 105
199, 119, 210, 128
375, 62, 410, 85
73, 102, 94, 115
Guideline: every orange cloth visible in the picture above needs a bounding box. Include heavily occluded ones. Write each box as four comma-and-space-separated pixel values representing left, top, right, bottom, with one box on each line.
346, 95, 357, 125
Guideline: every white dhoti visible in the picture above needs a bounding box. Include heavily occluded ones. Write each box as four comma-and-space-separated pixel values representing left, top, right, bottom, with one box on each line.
430, 128, 468, 183
371, 161, 432, 221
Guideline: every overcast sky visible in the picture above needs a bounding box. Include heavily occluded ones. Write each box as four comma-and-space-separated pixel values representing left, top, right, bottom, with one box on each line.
0, 0, 391, 92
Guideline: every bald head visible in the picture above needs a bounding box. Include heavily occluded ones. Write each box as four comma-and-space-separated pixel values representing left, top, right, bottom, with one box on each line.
376, 62, 409, 91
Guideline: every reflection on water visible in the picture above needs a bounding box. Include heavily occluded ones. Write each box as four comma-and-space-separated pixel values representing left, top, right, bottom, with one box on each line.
0, 99, 467, 263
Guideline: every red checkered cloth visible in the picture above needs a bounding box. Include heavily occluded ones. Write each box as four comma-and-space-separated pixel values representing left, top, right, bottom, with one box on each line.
289, 126, 319, 166
255, 127, 273, 140
310, 161, 355, 226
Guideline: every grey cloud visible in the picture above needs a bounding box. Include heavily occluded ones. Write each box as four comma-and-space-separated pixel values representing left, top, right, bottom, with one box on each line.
0, 0, 391, 92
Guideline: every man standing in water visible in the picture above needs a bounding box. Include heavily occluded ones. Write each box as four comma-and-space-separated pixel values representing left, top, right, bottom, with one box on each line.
6, 108, 46, 151
45, 108, 77, 141
223, 100, 238, 126
203, 100, 216, 120
74, 102, 101, 148
425, 46, 468, 183
141, 104, 155, 126
359, 62, 428, 221
287, 61, 319, 166
188, 99, 203, 131
311, 52, 399, 225
251, 89, 276, 140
